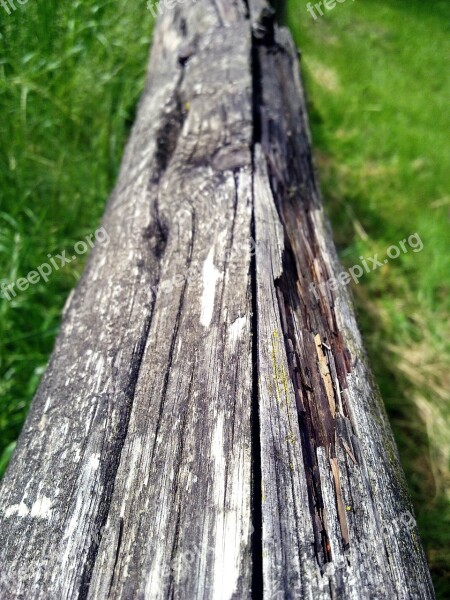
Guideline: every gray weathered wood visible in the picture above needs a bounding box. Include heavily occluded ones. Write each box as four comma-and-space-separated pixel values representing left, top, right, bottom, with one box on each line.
0, 1, 434, 598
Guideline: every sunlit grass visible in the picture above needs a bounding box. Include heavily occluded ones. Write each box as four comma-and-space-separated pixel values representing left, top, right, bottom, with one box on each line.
0, 0, 153, 466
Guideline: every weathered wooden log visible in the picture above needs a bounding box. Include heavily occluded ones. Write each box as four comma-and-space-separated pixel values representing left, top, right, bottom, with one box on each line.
0, 1, 434, 598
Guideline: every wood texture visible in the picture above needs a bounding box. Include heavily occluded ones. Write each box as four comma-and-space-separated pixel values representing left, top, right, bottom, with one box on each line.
0, 1, 434, 598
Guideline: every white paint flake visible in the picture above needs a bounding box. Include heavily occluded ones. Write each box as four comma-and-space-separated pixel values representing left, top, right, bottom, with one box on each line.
4, 495, 52, 520
88, 454, 100, 471
200, 247, 221, 328
211, 415, 241, 599
30, 496, 53, 519
229, 316, 247, 345
4, 500, 29, 518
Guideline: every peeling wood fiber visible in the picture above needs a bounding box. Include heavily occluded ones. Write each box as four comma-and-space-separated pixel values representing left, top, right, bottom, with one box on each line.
0, 1, 434, 598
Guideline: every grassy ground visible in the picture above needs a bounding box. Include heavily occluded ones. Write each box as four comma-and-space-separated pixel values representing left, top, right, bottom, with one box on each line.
0, 0, 153, 467
0, 0, 448, 595
287, 0, 449, 595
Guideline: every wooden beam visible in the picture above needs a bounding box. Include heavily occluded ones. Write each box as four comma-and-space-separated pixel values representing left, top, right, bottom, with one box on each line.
0, 1, 434, 598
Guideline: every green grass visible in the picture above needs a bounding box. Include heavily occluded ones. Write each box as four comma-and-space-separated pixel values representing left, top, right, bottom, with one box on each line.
287, 0, 449, 595
0, 0, 153, 466
0, 0, 448, 595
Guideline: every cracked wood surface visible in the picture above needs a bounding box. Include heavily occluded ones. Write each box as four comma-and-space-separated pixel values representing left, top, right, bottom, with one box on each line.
0, 1, 434, 598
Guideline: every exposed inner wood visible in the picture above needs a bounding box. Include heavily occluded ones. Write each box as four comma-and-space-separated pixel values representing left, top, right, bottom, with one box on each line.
0, 1, 434, 599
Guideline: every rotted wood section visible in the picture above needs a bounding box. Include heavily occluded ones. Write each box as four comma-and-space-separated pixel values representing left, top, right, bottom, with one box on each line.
0, 1, 434, 598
